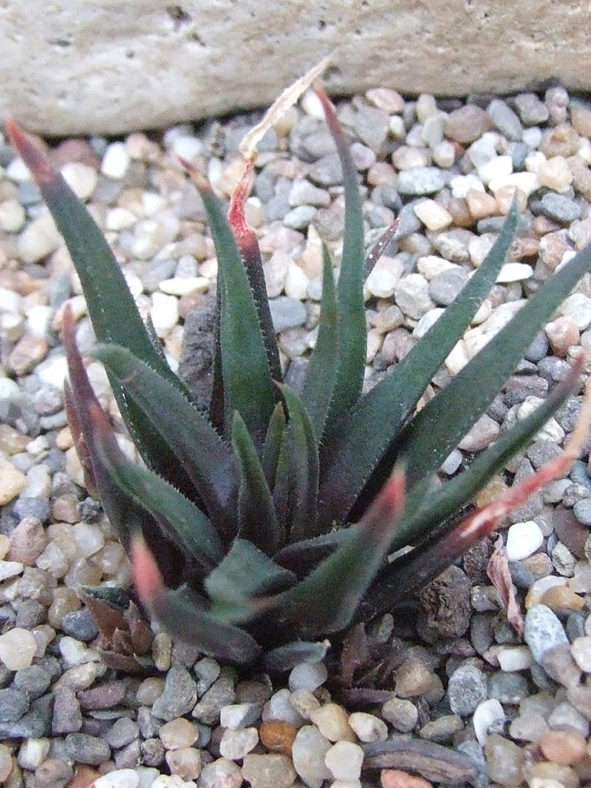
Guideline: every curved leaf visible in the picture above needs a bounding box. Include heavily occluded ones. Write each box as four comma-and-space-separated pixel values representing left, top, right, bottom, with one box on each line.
92, 343, 237, 536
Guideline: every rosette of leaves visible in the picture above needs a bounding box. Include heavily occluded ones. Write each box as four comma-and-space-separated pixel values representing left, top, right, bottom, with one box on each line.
7, 85, 591, 670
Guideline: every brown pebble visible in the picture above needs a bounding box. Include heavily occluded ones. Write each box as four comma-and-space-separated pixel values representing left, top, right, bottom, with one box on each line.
381, 768, 433, 788
8, 517, 48, 565
8, 334, 48, 376
540, 729, 587, 765
545, 315, 580, 357
495, 186, 527, 214
465, 189, 498, 220
539, 584, 585, 611
528, 760, 580, 788
445, 105, 491, 144
259, 719, 297, 755
540, 124, 581, 158
567, 155, 591, 202
510, 236, 539, 260
474, 476, 510, 508
67, 764, 102, 788
446, 196, 474, 227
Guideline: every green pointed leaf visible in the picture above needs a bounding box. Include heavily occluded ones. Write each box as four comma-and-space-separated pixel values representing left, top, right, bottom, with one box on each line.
152, 584, 262, 664
231, 411, 283, 554
6, 122, 189, 483
92, 343, 236, 536
227, 158, 282, 381
396, 238, 591, 492
274, 527, 357, 576
205, 539, 296, 624
98, 454, 224, 575
199, 183, 276, 443
262, 403, 287, 489
272, 468, 405, 636
390, 356, 585, 551
315, 87, 366, 428
317, 202, 520, 527
301, 246, 339, 441
277, 384, 320, 542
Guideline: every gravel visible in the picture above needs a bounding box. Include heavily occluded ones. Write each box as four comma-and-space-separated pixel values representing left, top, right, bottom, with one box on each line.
1, 84, 591, 787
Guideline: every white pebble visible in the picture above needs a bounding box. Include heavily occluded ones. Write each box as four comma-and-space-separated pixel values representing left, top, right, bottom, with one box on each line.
35, 354, 69, 389
0, 628, 37, 669
496, 263, 533, 283
58, 635, 97, 667
150, 292, 179, 337
170, 135, 204, 162
17, 211, 61, 264
219, 727, 259, 760
571, 636, 591, 672
473, 699, 505, 746
0, 199, 25, 232
488, 171, 540, 198
6, 156, 31, 182
506, 520, 544, 561
301, 89, 325, 119
324, 741, 364, 781
26, 305, 52, 338
516, 397, 565, 442
0, 560, 24, 581
159, 277, 210, 296
106, 206, 136, 230
450, 173, 485, 199
92, 771, 140, 788
101, 141, 130, 179
17, 737, 50, 769
284, 264, 310, 300
348, 712, 387, 742
477, 155, 513, 185
61, 162, 98, 200
0, 286, 23, 315
0, 458, 26, 506
74, 522, 105, 558
558, 293, 591, 330
497, 646, 533, 672
289, 661, 328, 691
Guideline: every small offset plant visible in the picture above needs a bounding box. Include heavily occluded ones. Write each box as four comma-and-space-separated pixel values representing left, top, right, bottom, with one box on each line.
7, 75, 591, 670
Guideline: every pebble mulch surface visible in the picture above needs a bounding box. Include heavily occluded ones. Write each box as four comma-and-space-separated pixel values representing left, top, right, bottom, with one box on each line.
1, 84, 591, 788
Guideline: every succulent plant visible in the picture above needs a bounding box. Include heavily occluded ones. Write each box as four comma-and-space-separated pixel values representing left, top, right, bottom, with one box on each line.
7, 82, 591, 671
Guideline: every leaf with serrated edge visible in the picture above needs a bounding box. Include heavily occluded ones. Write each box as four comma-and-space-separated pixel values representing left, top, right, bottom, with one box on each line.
314, 86, 366, 430
363, 372, 591, 617
277, 384, 320, 542
184, 163, 276, 444
262, 403, 286, 490
205, 539, 296, 624
271, 467, 405, 636
92, 343, 236, 536
389, 354, 585, 551
231, 411, 283, 554
394, 240, 591, 494
301, 246, 339, 441
317, 202, 519, 527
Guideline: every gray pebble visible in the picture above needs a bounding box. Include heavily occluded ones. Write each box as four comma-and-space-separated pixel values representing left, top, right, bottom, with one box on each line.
114, 739, 141, 770
13, 496, 51, 522
419, 714, 463, 742
136, 706, 160, 739
487, 98, 523, 140
298, 129, 336, 160
574, 498, 591, 525
0, 693, 52, 738
194, 657, 220, 695
354, 105, 390, 151
308, 153, 343, 186
569, 459, 591, 491
0, 688, 29, 722
65, 732, 111, 765
152, 663, 198, 721
539, 192, 582, 223
61, 608, 98, 641
17, 181, 42, 206
78, 680, 127, 711
547, 701, 589, 738
429, 267, 469, 306
289, 179, 330, 207
488, 672, 529, 704
105, 716, 140, 748
525, 331, 549, 362
52, 686, 83, 734
141, 737, 165, 766
192, 667, 236, 725
398, 167, 446, 195
433, 228, 474, 261
524, 604, 569, 663
269, 297, 307, 332
283, 205, 317, 230
514, 93, 550, 125
13, 665, 51, 698
447, 664, 488, 716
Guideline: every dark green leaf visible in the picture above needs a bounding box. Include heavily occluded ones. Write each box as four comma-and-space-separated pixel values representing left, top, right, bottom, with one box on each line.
396, 236, 591, 492
231, 411, 283, 554
314, 87, 366, 428
390, 355, 585, 551
199, 183, 276, 443
205, 539, 296, 624
272, 467, 405, 636
262, 403, 287, 490
277, 384, 320, 542
92, 343, 237, 537
317, 202, 520, 526
301, 246, 339, 441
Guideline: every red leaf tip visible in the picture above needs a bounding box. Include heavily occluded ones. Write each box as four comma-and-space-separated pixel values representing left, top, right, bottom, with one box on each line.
5, 119, 53, 184
131, 536, 163, 604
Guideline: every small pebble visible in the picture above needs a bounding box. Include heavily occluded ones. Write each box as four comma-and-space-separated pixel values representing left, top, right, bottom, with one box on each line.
324, 740, 364, 781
